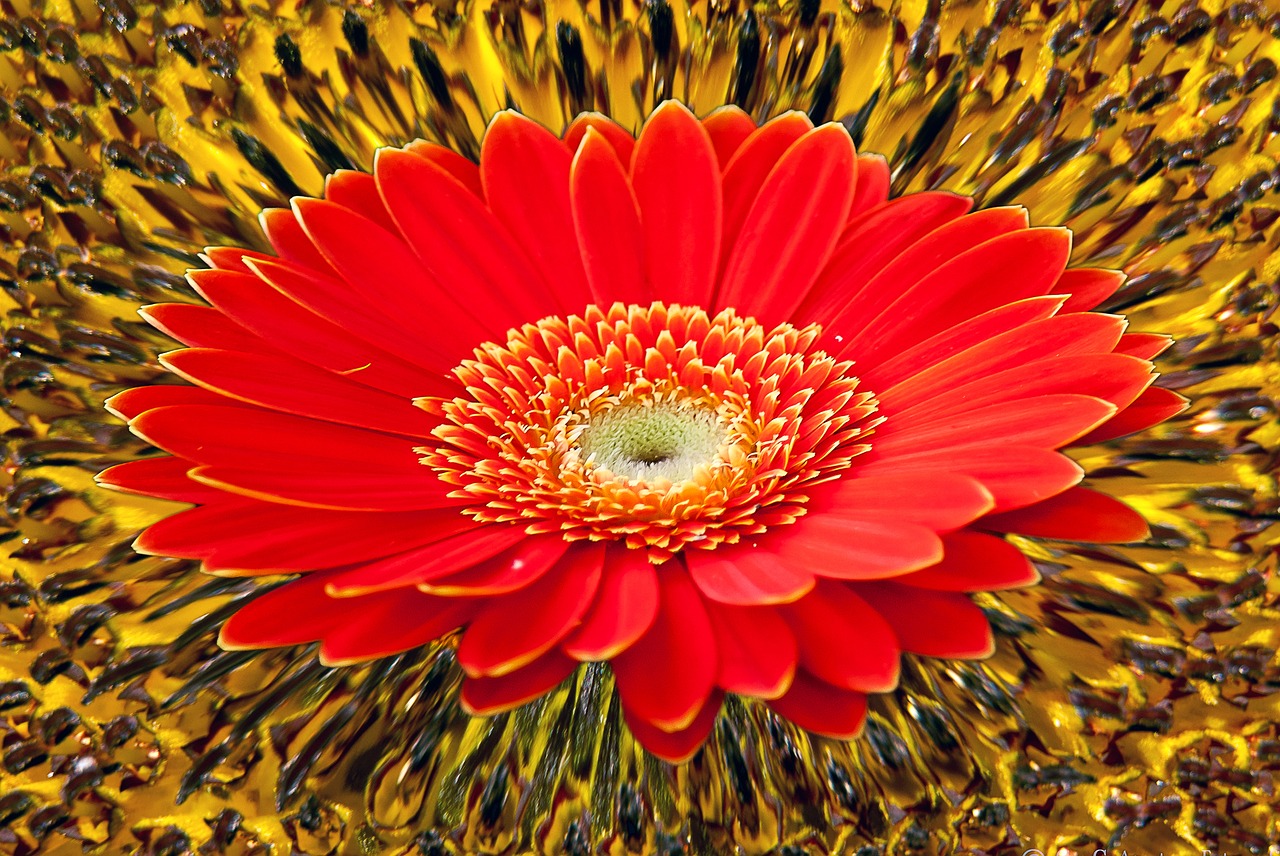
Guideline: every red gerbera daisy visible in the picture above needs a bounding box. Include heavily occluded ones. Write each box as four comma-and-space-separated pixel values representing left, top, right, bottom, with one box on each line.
98, 102, 1185, 762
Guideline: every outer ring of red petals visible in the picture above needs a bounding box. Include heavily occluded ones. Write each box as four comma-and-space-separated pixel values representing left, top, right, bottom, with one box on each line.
101, 102, 1185, 762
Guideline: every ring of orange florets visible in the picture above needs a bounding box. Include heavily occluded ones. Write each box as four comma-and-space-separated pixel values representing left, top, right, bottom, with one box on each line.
418, 303, 879, 559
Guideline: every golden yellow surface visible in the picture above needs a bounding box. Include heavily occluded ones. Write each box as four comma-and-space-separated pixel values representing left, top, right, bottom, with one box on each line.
1, 0, 1279, 853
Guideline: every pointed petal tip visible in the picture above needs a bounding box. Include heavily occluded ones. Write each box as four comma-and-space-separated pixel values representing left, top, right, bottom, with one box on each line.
807, 121, 858, 156
1162, 387, 1191, 413
1041, 224, 1074, 247
288, 195, 317, 219
573, 125, 610, 159
940, 191, 977, 213
102, 390, 132, 420
216, 622, 262, 652
811, 119, 854, 137
984, 486, 1150, 543
153, 350, 182, 373
317, 645, 379, 669
371, 145, 414, 174
486, 108, 538, 132
703, 104, 752, 120
1066, 397, 1120, 442
96, 463, 166, 496
130, 527, 167, 555
989, 204, 1031, 225
217, 602, 316, 650
649, 99, 696, 120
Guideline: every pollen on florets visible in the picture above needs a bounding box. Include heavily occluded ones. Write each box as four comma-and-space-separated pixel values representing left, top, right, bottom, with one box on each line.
418, 303, 879, 560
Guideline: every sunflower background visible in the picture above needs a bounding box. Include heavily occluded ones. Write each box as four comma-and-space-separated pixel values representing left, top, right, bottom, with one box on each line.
1, 0, 1278, 853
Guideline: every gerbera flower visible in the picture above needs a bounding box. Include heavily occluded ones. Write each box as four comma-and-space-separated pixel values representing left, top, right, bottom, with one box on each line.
98, 101, 1183, 762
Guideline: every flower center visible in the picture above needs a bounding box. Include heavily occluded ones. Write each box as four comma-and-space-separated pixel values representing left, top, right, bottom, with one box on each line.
578, 402, 725, 484
419, 303, 879, 559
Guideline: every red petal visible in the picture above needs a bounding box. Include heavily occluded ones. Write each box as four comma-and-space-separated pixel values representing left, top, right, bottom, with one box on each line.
764, 514, 943, 581
562, 112, 636, 163
131, 405, 453, 511
571, 128, 647, 305
783, 582, 900, 692
900, 530, 1039, 591
768, 671, 867, 740
135, 499, 479, 572
718, 124, 857, 321
160, 348, 437, 437
242, 257, 459, 379
187, 267, 448, 398
222, 570, 473, 649
318, 592, 476, 666
457, 542, 604, 677
870, 394, 1117, 456
141, 303, 270, 353
808, 472, 994, 530
612, 566, 717, 731
323, 525, 527, 595
1074, 386, 1187, 444
132, 403, 418, 468
717, 112, 813, 278
374, 149, 559, 327
839, 226, 1074, 362
190, 464, 456, 512
799, 199, 1006, 327
854, 445, 1083, 513
860, 295, 1067, 391
96, 456, 222, 504
461, 650, 578, 715
324, 170, 397, 232
562, 547, 660, 660
887, 354, 1154, 426
700, 105, 757, 167
705, 601, 796, 699
260, 208, 335, 273
105, 384, 227, 421
481, 111, 591, 310
872, 312, 1129, 413
1056, 268, 1125, 312
848, 154, 890, 219
631, 101, 722, 306
404, 140, 485, 196
622, 691, 722, 763
293, 197, 495, 362
685, 545, 815, 605
202, 246, 276, 272
1114, 332, 1173, 360
218, 571, 389, 648
419, 536, 571, 596
982, 486, 1149, 543
850, 582, 994, 658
